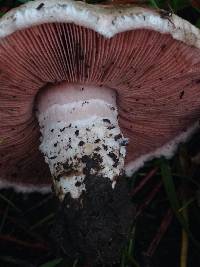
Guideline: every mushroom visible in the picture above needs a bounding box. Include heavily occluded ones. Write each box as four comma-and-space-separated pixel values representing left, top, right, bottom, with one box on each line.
1, 0, 200, 264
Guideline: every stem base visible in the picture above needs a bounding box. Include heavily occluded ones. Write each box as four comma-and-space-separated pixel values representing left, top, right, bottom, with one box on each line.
50, 175, 135, 265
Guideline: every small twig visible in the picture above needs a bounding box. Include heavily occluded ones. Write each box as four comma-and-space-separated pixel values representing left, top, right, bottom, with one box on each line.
145, 208, 173, 257
135, 181, 162, 218
130, 167, 159, 197
29, 213, 54, 230
180, 190, 189, 267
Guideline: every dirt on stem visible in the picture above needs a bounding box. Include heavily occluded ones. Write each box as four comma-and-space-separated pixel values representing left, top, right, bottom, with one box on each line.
50, 175, 135, 265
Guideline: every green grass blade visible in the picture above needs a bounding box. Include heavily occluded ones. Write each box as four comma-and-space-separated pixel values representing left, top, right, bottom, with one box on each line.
0, 205, 9, 233
29, 213, 54, 230
194, 7, 200, 14
148, 0, 159, 8
0, 193, 22, 213
159, 157, 200, 250
127, 226, 136, 257
196, 18, 200, 28
39, 258, 63, 267
72, 259, 79, 267
160, 158, 181, 211
127, 254, 141, 267
121, 252, 126, 267
0, 256, 31, 266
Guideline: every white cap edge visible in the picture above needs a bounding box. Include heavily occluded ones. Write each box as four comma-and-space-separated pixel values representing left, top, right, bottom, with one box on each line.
0, 0, 200, 49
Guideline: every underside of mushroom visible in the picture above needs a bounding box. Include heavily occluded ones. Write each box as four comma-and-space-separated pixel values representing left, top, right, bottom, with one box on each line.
1, 1, 200, 191
1, 21, 200, 191
1, 0, 200, 264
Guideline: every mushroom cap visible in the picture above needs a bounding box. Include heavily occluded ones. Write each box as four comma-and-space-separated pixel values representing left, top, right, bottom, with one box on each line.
0, 0, 200, 192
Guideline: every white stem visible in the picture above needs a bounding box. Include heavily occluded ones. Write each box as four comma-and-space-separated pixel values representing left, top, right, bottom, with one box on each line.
36, 83, 128, 201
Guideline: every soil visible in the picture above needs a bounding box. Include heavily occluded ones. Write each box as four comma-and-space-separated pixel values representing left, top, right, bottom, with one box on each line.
50, 175, 135, 265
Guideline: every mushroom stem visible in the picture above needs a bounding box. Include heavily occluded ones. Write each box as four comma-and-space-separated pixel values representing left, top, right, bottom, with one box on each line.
36, 82, 128, 201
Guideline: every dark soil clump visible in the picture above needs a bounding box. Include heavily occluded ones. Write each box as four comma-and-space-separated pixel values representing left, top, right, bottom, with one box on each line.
50, 175, 135, 265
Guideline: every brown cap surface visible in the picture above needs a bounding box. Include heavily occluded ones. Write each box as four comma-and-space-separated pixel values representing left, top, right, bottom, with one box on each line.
0, 0, 200, 191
